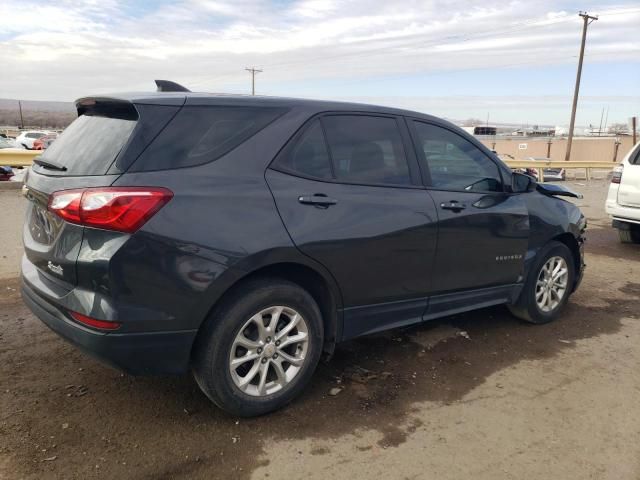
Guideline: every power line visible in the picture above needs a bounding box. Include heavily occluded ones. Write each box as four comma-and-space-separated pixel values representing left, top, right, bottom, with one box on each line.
260, 15, 575, 70
565, 11, 598, 161
187, 8, 635, 93
188, 14, 577, 89
245, 67, 263, 95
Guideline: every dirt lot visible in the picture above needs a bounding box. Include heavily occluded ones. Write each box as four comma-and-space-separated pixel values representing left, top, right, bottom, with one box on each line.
1, 181, 639, 480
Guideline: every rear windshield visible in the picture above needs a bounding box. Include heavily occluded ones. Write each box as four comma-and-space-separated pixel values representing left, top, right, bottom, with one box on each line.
129, 106, 285, 172
37, 114, 136, 176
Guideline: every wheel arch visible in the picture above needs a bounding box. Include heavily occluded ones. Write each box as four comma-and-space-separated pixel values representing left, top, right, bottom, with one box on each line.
552, 233, 580, 267
193, 260, 343, 361
551, 232, 582, 292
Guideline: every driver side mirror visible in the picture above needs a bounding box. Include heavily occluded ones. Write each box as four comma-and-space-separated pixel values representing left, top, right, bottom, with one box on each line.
511, 172, 536, 193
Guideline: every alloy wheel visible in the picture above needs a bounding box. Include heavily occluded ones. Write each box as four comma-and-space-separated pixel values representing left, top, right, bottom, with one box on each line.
535, 256, 569, 313
229, 306, 309, 397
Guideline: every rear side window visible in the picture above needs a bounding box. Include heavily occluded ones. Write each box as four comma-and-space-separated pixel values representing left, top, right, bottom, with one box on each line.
631, 144, 640, 165
322, 115, 411, 186
274, 120, 332, 179
38, 114, 136, 176
130, 106, 284, 172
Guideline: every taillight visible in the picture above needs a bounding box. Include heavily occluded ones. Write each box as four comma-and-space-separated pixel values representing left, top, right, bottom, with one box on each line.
611, 165, 623, 184
48, 187, 173, 233
70, 311, 121, 330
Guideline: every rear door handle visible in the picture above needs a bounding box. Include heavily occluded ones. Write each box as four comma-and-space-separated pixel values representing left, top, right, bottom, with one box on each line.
440, 201, 466, 212
298, 194, 337, 207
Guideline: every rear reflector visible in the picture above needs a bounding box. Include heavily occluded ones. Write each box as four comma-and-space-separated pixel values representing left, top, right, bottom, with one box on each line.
70, 311, 122, 330
48, 187, 173, 233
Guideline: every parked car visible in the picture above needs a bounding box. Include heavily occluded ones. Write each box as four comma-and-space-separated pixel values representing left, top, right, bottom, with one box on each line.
0, 166, 14, 181
0, 137, 19, 149
15, 131, 49, 149
21, 87, 586, 416
525, 157, 566, 181
605, 141, 640, 243
33, 134, 57, 150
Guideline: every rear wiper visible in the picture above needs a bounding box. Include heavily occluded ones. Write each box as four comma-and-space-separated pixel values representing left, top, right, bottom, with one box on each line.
33, 158, 67, 171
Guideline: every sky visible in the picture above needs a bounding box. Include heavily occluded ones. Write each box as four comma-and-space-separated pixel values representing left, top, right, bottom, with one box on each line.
1, 0, 639, 126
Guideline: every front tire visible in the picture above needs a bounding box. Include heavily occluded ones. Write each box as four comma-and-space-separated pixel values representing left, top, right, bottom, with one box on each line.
192, 278, 323, 417
508, 241, 575, 324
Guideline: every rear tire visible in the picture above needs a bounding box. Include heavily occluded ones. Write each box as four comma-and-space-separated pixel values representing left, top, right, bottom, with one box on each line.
618, 226, 640, 244
192, 278, 323, 417
508, 241, 575, 324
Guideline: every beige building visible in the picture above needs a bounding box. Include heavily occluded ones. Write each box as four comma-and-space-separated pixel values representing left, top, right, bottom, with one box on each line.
480, 136, 636, 163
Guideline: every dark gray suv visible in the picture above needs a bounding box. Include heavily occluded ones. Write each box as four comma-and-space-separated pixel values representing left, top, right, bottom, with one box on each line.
21, 86, 585, 416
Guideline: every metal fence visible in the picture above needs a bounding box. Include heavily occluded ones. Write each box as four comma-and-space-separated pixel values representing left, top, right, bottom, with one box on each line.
0, 150, 618, 183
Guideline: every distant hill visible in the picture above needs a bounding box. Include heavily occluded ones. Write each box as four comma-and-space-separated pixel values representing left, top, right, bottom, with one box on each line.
0, 98, 76, 129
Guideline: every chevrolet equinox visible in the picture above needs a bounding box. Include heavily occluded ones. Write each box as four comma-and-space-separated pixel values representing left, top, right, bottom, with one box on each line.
22, 83, 586, 416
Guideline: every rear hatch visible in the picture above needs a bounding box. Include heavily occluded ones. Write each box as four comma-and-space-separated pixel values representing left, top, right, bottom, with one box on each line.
617, 142, 640, 208
23, 100, 140, 288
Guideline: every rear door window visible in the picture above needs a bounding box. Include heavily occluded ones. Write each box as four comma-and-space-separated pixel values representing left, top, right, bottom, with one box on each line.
130, 106, 285, 172
36, 114, 136, 176
273, 120, 333, 179
321, 115, 411, 186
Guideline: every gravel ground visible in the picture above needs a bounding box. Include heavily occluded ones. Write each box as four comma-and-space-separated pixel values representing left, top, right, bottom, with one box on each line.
1, 180, 639, 480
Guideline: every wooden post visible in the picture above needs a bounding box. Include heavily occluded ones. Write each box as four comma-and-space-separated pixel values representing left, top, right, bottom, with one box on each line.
613, 139, 621, 163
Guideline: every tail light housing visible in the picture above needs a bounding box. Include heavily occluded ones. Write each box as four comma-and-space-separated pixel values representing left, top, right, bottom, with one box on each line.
48, 187, 173, 233
611, 165, 623, 184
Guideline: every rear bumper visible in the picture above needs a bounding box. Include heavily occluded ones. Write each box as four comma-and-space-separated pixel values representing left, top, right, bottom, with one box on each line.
605, 185, 640, 224
21, 278, 197, 375
612, 217, 640, 227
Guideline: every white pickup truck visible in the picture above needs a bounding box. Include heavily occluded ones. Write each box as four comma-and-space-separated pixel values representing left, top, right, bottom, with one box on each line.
605, 141, 640, 243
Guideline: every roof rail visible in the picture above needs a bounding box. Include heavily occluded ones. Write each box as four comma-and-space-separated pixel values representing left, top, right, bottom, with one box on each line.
154, 80, 191, 93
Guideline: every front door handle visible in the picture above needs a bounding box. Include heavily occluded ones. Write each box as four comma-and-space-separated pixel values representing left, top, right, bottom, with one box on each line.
298, 194, 337, 207
440, 201, 466, 212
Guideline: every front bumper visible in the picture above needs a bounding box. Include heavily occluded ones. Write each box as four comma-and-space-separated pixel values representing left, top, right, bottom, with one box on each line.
21, 278, 197, 375
574, 240, 585, 292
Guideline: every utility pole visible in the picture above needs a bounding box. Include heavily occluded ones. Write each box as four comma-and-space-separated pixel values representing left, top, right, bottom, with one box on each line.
598, 107, 604, 136
565, 11, 598, 161
18, 100, 24, 129
613, 138, 621, 163
245, 67, 262, 96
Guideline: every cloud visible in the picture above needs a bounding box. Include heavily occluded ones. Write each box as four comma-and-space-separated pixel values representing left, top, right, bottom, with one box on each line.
0, 0, 638, 113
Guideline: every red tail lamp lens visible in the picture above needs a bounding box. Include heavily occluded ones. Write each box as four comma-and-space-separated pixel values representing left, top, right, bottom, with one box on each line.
48, 187, 173, 233
611, 166, 623, 184
70, 311, 122, 330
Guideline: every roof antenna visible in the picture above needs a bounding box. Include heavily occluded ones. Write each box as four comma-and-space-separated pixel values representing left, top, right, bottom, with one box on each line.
155, 80, 191, 92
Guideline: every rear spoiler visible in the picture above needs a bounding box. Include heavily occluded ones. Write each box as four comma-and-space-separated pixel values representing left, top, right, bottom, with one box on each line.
536, 183, 583, 199
75, 97, 138, 120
